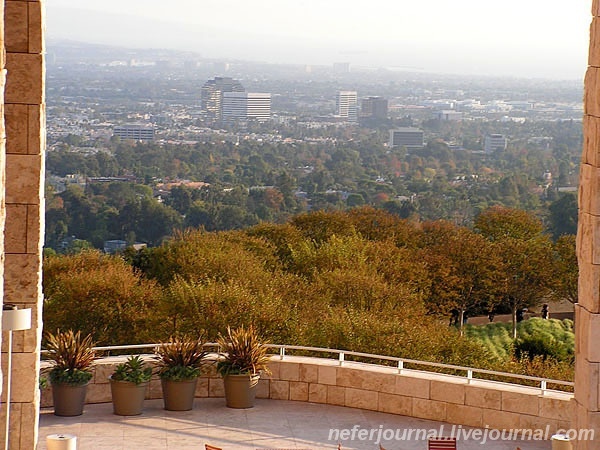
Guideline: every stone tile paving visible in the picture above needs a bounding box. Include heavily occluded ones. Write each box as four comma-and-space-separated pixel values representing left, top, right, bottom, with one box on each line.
38, 398, 552, 449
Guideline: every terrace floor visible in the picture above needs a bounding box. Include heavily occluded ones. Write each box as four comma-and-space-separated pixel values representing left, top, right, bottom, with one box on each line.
37, 398, 552, 450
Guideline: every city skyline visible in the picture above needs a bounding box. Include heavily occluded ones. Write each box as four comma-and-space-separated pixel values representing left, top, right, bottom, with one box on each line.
47, 0, 590, 80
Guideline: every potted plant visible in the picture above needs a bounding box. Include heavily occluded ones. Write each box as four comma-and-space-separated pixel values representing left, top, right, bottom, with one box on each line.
216, 325, 271, 408
109, 355, 153, 415
45, 329, 95, 416
155, 336, 208, 411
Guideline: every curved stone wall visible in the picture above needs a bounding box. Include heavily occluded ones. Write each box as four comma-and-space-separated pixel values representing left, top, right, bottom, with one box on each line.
41, 355, 573, 434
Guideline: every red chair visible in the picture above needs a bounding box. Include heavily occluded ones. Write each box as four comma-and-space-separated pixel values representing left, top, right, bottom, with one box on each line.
428, 437, 457, 450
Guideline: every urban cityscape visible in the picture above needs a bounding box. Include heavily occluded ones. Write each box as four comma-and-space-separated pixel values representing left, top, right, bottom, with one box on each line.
45, 41, 582, 252
22, 14, 590, 450
6, 3, 600, 450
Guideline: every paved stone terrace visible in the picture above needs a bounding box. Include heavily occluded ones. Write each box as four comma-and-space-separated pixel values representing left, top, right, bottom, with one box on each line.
37, 398, 552, 450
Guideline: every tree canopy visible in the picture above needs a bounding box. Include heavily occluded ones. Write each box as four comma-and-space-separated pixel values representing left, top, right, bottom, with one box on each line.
43, 206, 576, 382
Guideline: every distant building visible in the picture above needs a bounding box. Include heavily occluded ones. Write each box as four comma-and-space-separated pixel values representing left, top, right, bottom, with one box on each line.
389, 128, 424, 150
113, 124, 155, 141
103, 240, 146, 254
183, 60, 199, 70
421, 100, 455, 110
201, 76, 245, 120
103, 240, 127, 254
212, 62, 230, 73
484, 134, 508, 153
222, 92, 271, 122
361, 96, 388, 119
433, 110, 463, 121
507, 101, 535, 110
88, 175, 137, 184
333, 62, 350, 73
336, 91, 358, 122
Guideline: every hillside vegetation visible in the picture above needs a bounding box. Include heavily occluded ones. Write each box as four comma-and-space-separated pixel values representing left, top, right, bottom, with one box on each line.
43, 206, 575, 384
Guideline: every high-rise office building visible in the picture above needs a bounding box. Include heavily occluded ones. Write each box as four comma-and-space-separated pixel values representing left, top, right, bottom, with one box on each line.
201, 77, 245, 120
361, 96, 388, 119
222, 92, 271, 122
336, 91, 358, 122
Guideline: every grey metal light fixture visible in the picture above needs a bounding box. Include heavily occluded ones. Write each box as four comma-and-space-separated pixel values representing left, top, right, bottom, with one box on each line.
2, 304, 32, 450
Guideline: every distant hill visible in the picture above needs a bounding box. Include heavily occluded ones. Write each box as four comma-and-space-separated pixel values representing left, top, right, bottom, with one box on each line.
46, 39, 204, 66
46, 5, 214, 57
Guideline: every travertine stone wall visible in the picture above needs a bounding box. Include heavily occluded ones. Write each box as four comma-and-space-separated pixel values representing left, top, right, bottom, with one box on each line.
0, 1, 45, 449
577, 2, 600, 450
0, 2, 6, 447
40, 356, 574, 437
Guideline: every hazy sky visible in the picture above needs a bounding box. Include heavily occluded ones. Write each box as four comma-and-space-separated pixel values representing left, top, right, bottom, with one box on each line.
47, 0, 591, 79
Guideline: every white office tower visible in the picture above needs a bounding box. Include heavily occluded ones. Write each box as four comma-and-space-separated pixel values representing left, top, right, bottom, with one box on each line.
222, 92, 271, 122
336, 91, 358, 122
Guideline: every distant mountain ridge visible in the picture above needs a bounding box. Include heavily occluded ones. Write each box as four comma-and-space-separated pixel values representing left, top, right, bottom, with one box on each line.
47, 39, 205, 65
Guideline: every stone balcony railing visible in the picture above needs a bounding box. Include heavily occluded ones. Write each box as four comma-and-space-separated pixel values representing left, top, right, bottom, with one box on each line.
40, 352, 574, 434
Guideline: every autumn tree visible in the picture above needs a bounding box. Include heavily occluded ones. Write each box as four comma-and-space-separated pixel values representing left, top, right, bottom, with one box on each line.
346, 206, 420, 247
475, 207, 554, 338
548, 193, 578, 239
43, 250, 161, 344
290, 210, 357, 245
474, 205, 544, 241
551, 234, 578, 305
421, 221, 501, 335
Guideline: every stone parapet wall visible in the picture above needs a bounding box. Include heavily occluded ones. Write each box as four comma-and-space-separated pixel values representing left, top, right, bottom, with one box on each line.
41, 355, 574, 434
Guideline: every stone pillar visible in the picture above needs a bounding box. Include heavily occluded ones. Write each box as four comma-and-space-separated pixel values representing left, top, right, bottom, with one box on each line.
0, 1, 45, 449
577, 2, 600, 450
0, 2, 6, 446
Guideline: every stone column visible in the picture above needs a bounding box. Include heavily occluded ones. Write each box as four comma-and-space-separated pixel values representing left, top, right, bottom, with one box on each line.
0, 1, 45, 449
0, 3, 6, 447
577, 2, 600, 450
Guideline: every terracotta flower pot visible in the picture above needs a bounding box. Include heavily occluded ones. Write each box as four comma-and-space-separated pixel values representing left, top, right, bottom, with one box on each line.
223, 373, 260, 408
109, 377, 149, 416
161, 378, 198, 411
